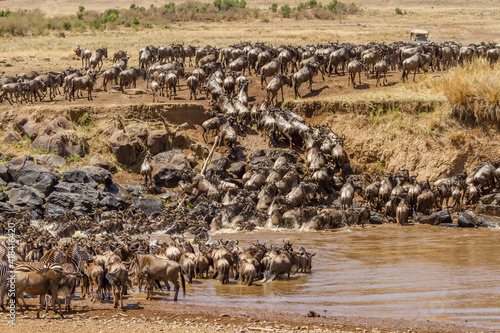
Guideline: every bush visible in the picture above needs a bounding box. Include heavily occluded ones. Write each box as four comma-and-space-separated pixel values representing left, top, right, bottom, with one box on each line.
213, 0, 246, 11
281, 4, 291, 17
107, 13, 118, 21
89, 19, 102, 30
131, 17, 139, 25
395, 7, 403, 15
78, 6, 85, 12
62, 21, 71, 30
326, 0, 337, 11
270, 3, 278, 12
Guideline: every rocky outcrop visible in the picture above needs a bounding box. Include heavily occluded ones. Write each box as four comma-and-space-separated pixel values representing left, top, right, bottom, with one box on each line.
31, 117, 89, 157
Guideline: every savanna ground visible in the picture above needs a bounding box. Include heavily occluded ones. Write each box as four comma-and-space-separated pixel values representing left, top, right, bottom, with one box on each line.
1, 0, 500, 331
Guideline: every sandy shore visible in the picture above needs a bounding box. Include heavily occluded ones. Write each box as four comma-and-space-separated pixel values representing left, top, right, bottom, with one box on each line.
0, 295, 485, 333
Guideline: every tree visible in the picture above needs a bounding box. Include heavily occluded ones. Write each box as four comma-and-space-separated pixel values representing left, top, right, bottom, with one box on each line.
78, 6, 85, 12
270, 3, 278, 12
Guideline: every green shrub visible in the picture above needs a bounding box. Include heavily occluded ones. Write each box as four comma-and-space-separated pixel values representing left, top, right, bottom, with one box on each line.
62, 21, 71, 30
281, 4, 291, 17
326, 0, 337, 10
270, 3, 278, 12
108, 13, 118, 21
395, 7, 403, 15
131, 17, 139, 25
78, 6, 85, 12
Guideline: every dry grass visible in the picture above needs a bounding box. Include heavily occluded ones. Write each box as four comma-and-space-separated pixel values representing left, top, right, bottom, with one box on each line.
424, 58, 500, 125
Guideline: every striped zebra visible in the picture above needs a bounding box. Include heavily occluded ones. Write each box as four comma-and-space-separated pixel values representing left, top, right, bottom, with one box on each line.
0, 261, 8, 310
41, 245, 90, 309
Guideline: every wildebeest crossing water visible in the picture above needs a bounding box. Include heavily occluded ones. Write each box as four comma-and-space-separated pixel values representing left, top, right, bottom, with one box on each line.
157, 225, 500, 330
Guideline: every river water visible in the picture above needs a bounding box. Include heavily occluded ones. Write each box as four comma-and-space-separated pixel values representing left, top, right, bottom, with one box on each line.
157, 224, 500, 330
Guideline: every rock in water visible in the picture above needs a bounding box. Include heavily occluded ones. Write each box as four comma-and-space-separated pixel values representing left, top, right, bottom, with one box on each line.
419, 210, 452, 226
457, 212, 477, 228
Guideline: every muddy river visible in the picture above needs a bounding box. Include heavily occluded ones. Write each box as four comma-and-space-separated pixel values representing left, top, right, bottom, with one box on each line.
155, 224, 500, 330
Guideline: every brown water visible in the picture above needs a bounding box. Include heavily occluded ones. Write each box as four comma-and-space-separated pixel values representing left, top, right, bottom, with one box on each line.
157, 224, 500, 330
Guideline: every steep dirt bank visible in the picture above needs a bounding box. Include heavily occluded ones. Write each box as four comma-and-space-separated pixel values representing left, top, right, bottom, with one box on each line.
284, 99, 500, 181
2, 98, 499, 182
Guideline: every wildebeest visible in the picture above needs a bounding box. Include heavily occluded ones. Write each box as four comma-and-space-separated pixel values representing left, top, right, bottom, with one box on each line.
340, 176, 355, 209
133, 254, 185, 301
260, 60, 281, 88
347, 58, 363, 87
119, 67, 146, 91
401, 53, 426, 82
74, 45, 92, 68
292, 62, 324, 98
140, 154, 153, 186
374, 57, 389, 86
186, 74, 199, 100
89, 47, 108, 71
112, 50, 128, 63
68, 70, 97, 101
101, 66, 122, 91
266, 74, 292, 106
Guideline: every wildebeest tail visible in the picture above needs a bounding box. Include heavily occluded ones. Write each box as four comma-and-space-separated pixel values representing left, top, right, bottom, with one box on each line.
105, 272, 117, 285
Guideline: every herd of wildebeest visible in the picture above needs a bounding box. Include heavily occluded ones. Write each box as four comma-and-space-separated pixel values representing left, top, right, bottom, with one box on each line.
0, 40, 499, 105
1, 226, 315, 318
1, 40, 500, 319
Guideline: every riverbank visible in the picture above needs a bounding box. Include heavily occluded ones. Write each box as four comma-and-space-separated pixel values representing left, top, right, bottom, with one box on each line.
0, 296, 486, 333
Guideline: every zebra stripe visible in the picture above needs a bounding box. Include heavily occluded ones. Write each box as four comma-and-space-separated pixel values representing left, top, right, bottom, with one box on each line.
0, 243, 7, 262
0, 261, 8, 284
13, 262, 63, 273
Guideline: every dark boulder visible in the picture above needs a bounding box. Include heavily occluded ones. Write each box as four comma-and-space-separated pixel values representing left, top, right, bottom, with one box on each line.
227, 161, 247, 179
153, 149, 188, 170
81, 166, 113, 186
35, 154, 66, 169
22, 123, 40, 140
476, 204, 500, 217
0, 165, 10, 182
152, 166, 185, 188
132, 197, 164, 217
0, 202, 12, 213
31, 117, 89, 158
63, 168, 87, 183
90, 154, 116, 172
3, 131, 22, 143
478, 193, 500, 205
369, 211, 389, 224
457, 212, 477, 228
108, 124, 149, 165
8, 185, 45, 207
419, 210, 452, 226
13, 116, 28, 132
124, 185, 148, 196
147, 130, 170, 155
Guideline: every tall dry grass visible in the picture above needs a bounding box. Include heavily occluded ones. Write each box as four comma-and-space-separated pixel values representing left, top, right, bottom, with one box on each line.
431, 58, 500, 125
